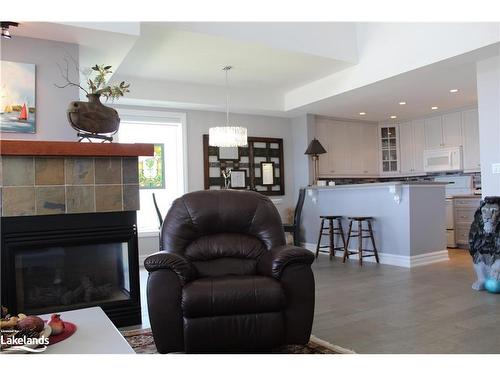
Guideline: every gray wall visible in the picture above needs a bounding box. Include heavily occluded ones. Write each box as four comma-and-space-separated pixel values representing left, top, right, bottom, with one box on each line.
184, 109, 295, 218
291, 114, 314, 198
1, 36, 80, 141
112, 105, 296, 220
477, 54, 500, 196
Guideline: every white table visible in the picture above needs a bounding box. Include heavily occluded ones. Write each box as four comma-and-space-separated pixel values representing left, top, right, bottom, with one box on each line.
39, 307, 135, 354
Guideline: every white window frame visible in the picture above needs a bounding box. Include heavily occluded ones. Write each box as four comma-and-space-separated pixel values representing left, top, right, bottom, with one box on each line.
116, 108, 188, 194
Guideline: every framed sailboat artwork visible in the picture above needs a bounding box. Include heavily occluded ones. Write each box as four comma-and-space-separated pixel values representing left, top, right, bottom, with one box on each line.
0, 61, 36, 133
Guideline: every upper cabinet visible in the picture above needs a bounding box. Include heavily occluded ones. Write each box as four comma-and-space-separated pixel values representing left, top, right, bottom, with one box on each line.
442, 112, 463, 147
316, 118, 379, 177
316, 118, 348, 176
399, 120, 425, 175
379, 124, 399, 175
462, 108, 480, 172
362, 124, 379, 175
315, 107, 479, 178
424, 113, 463, 149
424, 116, 443, 149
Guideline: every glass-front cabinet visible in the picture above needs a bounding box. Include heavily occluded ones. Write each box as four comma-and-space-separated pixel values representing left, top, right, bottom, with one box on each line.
380, 125, 399, 174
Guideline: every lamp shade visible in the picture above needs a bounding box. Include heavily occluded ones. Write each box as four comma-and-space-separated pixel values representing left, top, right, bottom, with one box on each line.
209, 126, 248, 147
304, 138, 326, 155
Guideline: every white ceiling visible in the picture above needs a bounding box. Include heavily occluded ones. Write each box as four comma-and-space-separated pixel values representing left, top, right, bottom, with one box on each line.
289, 43, 500, 121
11, 22, 500, 121
114, 23, 353, 91
290, 59, 478, 122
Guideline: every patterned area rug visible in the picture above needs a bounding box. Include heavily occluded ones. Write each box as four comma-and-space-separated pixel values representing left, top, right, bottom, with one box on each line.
122, 328, 355, 354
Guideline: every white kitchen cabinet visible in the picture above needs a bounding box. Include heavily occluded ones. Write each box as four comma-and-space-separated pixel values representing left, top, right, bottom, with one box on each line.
316, 118, 378, 177
317, 119, 350, 176
442, 112, 463, 147
424, 116, 443, 149
316, 118, 336, 176
362, 124, 379, 175
399, 120, 426, 175
462, 108, 480, 172
379, 124, 399, 175
346, 123, 364, 174
425, 113, 463, 149
413, 119, 426, 173
399, 122, 413, 174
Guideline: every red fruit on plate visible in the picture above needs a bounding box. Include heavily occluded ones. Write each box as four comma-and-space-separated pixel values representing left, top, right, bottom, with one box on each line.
48, 314, 65, 335
16, 315, 45, 333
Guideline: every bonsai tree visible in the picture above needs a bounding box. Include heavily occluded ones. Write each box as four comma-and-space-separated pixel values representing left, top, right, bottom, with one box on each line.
56, 58, 130, 101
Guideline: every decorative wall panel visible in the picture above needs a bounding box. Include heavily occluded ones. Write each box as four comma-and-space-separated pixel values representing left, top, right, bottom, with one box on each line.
203, 135, 285, 196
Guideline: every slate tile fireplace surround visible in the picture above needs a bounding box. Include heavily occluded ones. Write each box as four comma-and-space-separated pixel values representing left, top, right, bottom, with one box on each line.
0, 140, 154, 327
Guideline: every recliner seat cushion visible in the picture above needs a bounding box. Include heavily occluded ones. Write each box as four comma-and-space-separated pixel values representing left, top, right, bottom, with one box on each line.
182, 275, 285, 318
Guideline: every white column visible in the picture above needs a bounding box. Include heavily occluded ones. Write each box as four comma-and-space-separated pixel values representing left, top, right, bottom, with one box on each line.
476, 54, 500, 197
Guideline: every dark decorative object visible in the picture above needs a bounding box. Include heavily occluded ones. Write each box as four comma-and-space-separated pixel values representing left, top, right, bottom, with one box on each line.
68, 94, 120, 142
221, 168, 231, 189
203, 135, 285, 195
56, 61, 130, 143
469, 196, 500, 291
283, 188, 306, 246
144, 190, 315, 353
304, 138, 327, 185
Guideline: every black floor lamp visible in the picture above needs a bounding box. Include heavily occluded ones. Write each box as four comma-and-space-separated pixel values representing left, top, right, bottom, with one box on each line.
305, 138, 327, 185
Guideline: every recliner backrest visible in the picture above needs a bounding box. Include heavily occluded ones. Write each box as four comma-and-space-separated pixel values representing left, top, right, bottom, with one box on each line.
161, 190, 286, 277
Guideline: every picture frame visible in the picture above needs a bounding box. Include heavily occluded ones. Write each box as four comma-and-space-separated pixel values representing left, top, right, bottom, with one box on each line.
230, 169, 247, 189
0, 61, 36, 134
260, 161, 275, 185
218, 146, 239, 161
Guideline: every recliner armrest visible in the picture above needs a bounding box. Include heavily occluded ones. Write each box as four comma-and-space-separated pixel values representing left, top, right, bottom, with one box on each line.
144, 252, 197, 285
257, 245, 314, 279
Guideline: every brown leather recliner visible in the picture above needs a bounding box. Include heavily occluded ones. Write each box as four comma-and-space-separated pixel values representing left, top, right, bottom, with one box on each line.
144, 190, 315, 353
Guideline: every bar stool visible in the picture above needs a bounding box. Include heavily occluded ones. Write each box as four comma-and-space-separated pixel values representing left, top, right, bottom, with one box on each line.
343, 217, 379, 266
315, 215, 347, 260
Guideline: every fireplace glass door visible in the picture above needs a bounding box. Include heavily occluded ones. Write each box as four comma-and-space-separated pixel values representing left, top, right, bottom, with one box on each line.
14, 242, 131, 314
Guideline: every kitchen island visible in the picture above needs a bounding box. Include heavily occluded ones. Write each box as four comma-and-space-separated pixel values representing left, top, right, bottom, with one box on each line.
301, 182, 448, 267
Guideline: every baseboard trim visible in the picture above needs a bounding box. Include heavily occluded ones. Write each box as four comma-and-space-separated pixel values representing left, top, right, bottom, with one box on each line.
302, 243, 449, 268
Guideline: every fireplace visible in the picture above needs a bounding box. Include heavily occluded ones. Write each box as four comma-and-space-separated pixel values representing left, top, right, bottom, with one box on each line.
1, 211, 142, 327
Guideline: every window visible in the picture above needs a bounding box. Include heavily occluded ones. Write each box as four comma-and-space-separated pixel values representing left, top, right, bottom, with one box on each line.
117, 110, 187, 232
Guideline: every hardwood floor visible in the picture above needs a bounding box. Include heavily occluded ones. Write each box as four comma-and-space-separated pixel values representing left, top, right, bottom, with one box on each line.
132, 249, 500, 353
312, 249, 500, 353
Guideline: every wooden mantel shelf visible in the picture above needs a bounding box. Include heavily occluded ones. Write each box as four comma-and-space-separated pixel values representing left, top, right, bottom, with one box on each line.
0, 140, 154, 157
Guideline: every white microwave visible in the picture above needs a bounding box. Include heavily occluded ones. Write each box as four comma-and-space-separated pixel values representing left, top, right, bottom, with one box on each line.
423, 146, 463, 172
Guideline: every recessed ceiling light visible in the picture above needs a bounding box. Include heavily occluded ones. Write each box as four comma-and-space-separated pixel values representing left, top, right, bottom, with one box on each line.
449, 89, 459, 93
431, 106, 439, 110
359, 112, 366, 116
390, 115, 397, 119
399, 101, 406, 105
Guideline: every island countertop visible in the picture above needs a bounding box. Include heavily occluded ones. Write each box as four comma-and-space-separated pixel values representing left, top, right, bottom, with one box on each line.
307, 181, 448, 190
301, 181, 448, 268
